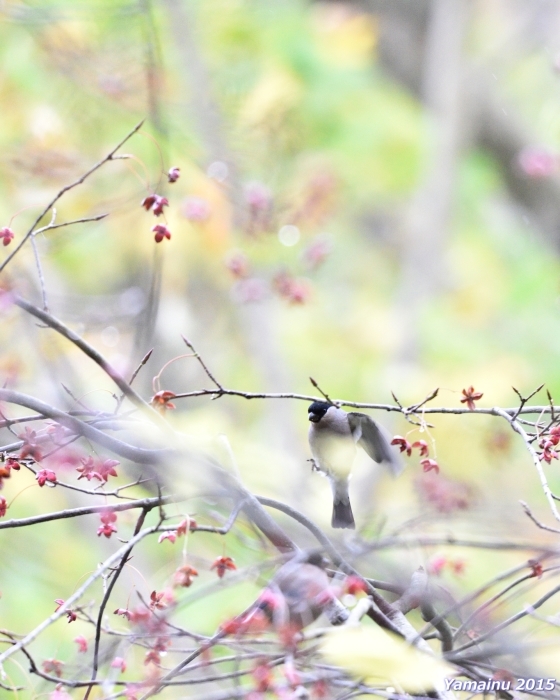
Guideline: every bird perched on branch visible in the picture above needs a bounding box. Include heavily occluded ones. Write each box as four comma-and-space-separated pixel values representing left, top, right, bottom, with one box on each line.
258, 551, 332, 633
221, 552, 340, 646
308, 401, 402, 529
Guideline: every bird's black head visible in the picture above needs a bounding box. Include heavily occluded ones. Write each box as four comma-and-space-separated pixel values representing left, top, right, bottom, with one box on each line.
308, 401, 331, 423
305, 551, 329, 568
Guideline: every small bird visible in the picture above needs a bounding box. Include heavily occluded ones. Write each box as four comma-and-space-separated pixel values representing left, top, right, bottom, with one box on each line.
258, 552, 332, 633
308, 401, 402, 529
216, 553, 337, 654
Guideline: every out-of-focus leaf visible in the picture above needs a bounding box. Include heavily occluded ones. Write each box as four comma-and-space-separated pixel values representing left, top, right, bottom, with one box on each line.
320, 624, 454, 692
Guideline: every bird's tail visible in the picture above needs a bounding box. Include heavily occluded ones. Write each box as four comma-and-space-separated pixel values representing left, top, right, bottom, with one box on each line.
330, 478, 355, 529
332, 499, 355, 529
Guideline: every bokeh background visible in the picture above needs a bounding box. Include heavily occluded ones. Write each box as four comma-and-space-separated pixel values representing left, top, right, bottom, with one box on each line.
2, 0, 560, 694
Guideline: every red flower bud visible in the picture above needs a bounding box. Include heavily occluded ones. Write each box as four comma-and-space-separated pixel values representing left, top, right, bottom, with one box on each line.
152, 224, 171, 243
167, 166, 180, 183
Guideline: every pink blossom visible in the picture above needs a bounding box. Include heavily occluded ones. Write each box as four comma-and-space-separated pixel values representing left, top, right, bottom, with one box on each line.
518, 147, 558, 178
182, 196, 211, 222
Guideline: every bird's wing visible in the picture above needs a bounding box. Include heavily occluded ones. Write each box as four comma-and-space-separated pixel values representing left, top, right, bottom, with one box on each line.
347, 412, 403, 475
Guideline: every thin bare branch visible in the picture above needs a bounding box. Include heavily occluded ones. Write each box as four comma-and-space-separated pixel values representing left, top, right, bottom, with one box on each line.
0, 388, 172, 464
494, 407, 560, 522
449, 580, 560, 657
309, 377, 336, 405
406, 387, 439, 414
171, 384, 558, 418
181, 336, 224, 391
0, 523, 158, 666
511, 383, 545, 420
12, 295, 169, 430
521, 500, 560, 534
0, 121, 143, 274
0, 495, 179, 530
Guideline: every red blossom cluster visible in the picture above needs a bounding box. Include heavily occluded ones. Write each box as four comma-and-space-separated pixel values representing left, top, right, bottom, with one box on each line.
415, 472, 472, 513
111, 656, 127, 673
1, 226, 14, 246
0, 457, 20, 489
150, 390, 177, 411
538, 425, 560, 463
144, 637, 169, 667
391, 436, 429, 457
74, 635, 88, 653
220, 608, 270, 637
528, 559, 544, 578
114, 602, 172, 670
244, 181, 273, 234
273, 271, 311, 304
76, 456, 119, 482
173, 564, 199, 588
140, 191, 172, 243
343, 575, 369, 596
36, 468, 57, 487
54, 599, 77, 623
50, 684, 71, 700
301, 234, 332, 270
460, 386, 484, 411
252, 661, 275, 693
391, 436, 439, 473
421, 458, 439, 474
210, 555, 237, 578
224, 216, 330, 306
156, 516, 197, 546
152, 223, 171, 243
167, 166, 180, 183
97, 510, 118, 538
149, 590, 167, 610
226, 251, 250, 279
19, 427, 43, 461
428, 555, 466, 576
42, 658, 64, 677
141, 194, 169, 217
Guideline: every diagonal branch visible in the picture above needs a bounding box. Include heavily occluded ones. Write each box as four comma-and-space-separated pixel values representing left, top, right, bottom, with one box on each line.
493, 407, 560, 523
0, 121, 144, 274
0, 523, 159, 667
12, 295, 169, 431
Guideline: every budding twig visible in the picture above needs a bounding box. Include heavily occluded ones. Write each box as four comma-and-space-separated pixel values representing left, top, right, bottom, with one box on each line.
182, 336, 224, 392
308, 377, 337, 405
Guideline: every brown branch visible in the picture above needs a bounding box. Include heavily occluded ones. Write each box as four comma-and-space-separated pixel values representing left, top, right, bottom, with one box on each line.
12, 295, 169, 431
494, 407, 560, 523
415, 559, 547, 642
172, 384, 558, 418
309, 377, 336, 405
521, 500, 560, 534
449, 580, 560, 657
181, 336, 224, 391
0, 389, 172, 465
511, 384, 545, 421
255, 496, 419, 638
84, 508, 151, 700
0, 495, 179, 530
0, 121, 143, 274
453, 567, 555, 643
115, 348, 154, 412
0, 524, 159, 666
369, 534, 553, 553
